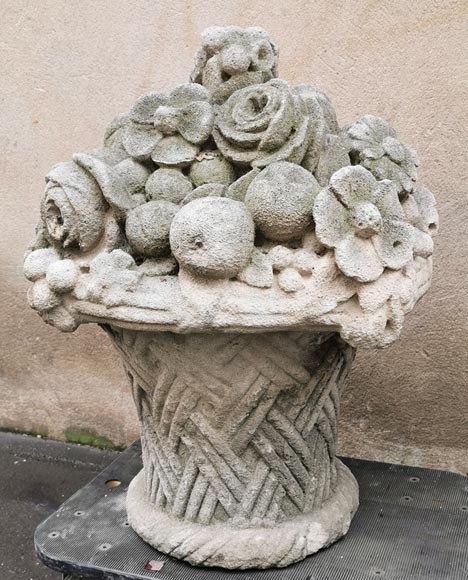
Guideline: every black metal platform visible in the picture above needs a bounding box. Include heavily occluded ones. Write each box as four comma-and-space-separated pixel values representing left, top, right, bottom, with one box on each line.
35, 442, 468, 579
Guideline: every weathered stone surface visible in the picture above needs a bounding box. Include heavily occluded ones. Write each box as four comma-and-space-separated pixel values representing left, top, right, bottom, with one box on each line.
113, 328, 358, 568
22, 40, 437, 348
213, 80, 313, 168
23, 25, 437, 569
145, 168, 193, 204
169, 197, 255, 279
119, 84, 214, 166
245, 162, 320, 242
125, 200, 179, 258
313, 166, 415, 283
190, 26, 278, 104
343, 115, 419, 195
189, 151, 236, 186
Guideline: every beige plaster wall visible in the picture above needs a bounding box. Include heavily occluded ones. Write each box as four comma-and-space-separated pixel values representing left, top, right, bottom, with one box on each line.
1, 0, 467, 470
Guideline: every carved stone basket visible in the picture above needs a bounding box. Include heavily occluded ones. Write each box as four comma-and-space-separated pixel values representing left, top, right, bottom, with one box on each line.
24, 27, 438, 569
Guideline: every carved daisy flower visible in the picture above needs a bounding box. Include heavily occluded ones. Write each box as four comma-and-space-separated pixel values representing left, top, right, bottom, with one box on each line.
122, 84, 214, 166
313, 166, 414, 282
344, 115, 419, 196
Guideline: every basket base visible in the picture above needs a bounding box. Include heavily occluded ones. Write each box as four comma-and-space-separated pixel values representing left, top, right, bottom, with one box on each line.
126, 459, 359, 569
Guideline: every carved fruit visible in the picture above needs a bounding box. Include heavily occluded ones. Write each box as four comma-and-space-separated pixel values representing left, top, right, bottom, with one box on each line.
24, 248, 60, 282
189, 153, 236, 187
126, 201, 179, 257
46, 259, 79, 294
245, 161, 320, 242
145, 168, 192, 204
169, 197, 255, 279
28, 279, 60, 312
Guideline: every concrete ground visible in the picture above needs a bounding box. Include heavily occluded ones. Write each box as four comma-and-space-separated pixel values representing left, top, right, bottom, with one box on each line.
0, 432, 119, 580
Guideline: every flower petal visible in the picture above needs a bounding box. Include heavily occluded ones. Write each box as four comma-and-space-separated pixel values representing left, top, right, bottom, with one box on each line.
361, 115, 395, 141
296, 84, 339, 134
399, 171, 415, 194
365, 155, 416, 195
73, 153, 146, 213
122, 122, 161, 160
373, 219, 414, 270
215, 96, 265, 147
335, 233, 384, 282
104, 113, 129, 151
346, 119, 371, 142
314, 134, 351, 187
178, 101, 214, 144
212, 126, 259, 164
259, 89, 295, 151
362, 146, 385, 160
328, 165, 377, 206
170, 83, 211, 107
129, 92, 167, 123
253, 112, 310, 167
400, 193, 420, 226
382, 136, 405, 162
151, 135, 199, 166
405, 146, 420, 170
412, 186, 439, 234
413, 228, 434, 258
373, 179, 405, 219
313, 188, 351, 247
226, 168, 261, 201
211, 71, 268, 105
364, 156, 408, 189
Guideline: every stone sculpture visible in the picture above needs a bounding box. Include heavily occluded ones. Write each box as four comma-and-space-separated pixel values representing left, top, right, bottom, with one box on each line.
24, 26, 438, 569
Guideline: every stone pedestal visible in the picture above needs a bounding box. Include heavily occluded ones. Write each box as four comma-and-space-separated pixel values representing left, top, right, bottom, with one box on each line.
107, 327, 358, 568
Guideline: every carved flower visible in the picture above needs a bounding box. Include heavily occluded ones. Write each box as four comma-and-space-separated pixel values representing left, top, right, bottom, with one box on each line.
213, 80, 311, 168
313, 166, 414, 282
344, 115, 419, 195
41, 161, 107, 253
268, 245, 318, 293
190, 26, 278, 104
122, 84, 214, 166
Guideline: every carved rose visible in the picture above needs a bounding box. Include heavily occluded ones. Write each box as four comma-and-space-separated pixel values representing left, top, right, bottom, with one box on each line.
344, 115, 419, 195
122, 84, 214, 166
213, 79, 312, 168
313, 166, 415, 282
41, 161, 107, 253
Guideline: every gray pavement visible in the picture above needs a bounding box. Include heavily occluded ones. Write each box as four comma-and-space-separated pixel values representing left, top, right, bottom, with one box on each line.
0, 432, 119, 580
